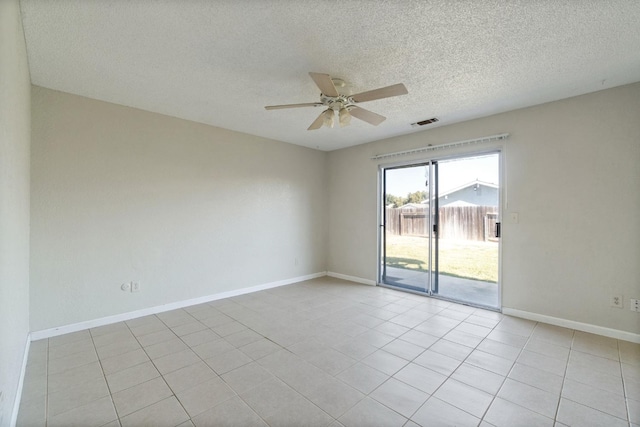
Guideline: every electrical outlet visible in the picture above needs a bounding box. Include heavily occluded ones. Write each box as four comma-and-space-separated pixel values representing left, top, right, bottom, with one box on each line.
630, 298, 640, 312
131, 281, 140, 293
610, 295, 623, 308
121, 283, 130, 292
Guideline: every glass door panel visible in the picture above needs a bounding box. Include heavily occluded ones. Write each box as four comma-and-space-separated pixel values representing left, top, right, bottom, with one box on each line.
380, 152, 501, 309
432, 154, 500, 308
381, 164, 430, 292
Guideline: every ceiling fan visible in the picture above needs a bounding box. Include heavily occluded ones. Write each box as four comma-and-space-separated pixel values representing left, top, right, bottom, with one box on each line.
265, 72, 408, 130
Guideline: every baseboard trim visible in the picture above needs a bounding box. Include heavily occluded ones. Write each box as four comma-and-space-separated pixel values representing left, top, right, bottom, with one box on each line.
502, 307, 640, 344
31, 272, 326, 341
327, 271, 376, 286
10, 334, 30, 427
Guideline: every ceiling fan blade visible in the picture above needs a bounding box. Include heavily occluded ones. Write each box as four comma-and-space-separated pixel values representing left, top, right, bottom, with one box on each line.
309, 72, 339, 97
265, 103, 322, 110
307, 111, 326, 130
351, 83, 408, 103
349, 106, 386, 126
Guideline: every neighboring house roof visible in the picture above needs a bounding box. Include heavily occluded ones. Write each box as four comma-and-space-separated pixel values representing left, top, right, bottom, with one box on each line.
443, 200, 478, 207
398, 203, 426, 210
438, 180, 498, 199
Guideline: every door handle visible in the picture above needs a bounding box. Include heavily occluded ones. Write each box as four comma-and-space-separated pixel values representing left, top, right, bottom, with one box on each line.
495, 222, 501, 238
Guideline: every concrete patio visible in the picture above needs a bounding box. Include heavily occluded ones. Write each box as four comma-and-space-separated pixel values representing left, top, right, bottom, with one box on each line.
382, 266, 498, 309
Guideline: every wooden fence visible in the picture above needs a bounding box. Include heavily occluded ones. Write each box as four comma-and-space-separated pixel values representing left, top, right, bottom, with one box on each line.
385, 206, 498, 241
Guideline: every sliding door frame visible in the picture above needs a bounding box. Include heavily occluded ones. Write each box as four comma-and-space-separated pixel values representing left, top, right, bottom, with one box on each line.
376, 148, 503, 311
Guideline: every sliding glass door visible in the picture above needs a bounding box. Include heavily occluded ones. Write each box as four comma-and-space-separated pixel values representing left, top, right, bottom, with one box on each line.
380, 152, 500, 309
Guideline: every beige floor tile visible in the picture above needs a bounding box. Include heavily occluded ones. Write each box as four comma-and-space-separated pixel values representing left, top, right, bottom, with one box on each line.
192, 396, 267, 427
339, 397, 407, 427
336, 362, 389, 394
92, 330, 136, 348
476, 338, 521, 361
48, 348, 98, 375
263, 395, 334, 427
561, 378, 627, 420
413, 349, 461, 376
48, 339, 95, 360
451, 363, 505, 395
433, 378, 493, 418
556, 398, 628, 427
484, 397, 554, 427
95, 339, 141, 360
120, 396, 189, 427
429, 338, 473, 361
180, 329, 220, 347
399, 330, 440, 349
305, 377, 365, 418
100, 348, 150, 375
508, 363, 563, 395
308, 348, 358, 376
192, 338, 235, 359
175, 377, 236, 417
240, 377, 301, 418
129, 319, 169, 337
486, 329, 529, 348
382, 338, 427, 361
170, 320, 207, 336
48, 330, 91, 348
525, 338, 571, 361
498, 378, 560, 418
144, 337, 188, 359
466, 349, 515, 376
238, 337, 282, 360
153, 348, 201, 375
16, 394, 46, 427
210, 320, 247, 337
225, 329, 263, 348
137, 329, 176, 347
362, 349, 410, 376
47, 377, 110, 417
112, 376, 172, 417
568, 350, 621, 376
370, 378, 428, 418
412, 397, 480, 427
530, 323, 574, 348
628, 397, 640, 425
48, 361, 104, 394
204, 348, 252, 374
333, 339, 379, 360
221, 361, 273, 395
90, 322, 129, 337
517, 350, 566, 376
47, 396, 117, 427
106, 360, 160, 393
393, 362, 447, 395
163, 361, 217, 394
564, 362, 624, 395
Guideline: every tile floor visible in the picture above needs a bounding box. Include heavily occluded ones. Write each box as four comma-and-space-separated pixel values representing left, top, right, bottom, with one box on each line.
16, 277, 640, 427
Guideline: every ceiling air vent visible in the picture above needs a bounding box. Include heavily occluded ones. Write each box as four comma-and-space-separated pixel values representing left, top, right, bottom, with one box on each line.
411, 117, 439, 128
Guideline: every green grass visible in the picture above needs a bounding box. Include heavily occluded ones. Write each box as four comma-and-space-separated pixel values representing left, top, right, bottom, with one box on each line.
385, 235, 499, 283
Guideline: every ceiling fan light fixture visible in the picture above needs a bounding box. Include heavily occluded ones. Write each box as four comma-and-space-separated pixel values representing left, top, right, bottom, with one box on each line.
339, 107, 351, 127
322, 108, 335, 128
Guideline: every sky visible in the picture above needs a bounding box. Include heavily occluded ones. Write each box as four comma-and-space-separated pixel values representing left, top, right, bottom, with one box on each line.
385, 153, 499, 197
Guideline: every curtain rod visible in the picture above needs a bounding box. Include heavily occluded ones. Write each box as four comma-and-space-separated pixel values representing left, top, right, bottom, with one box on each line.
371, 133, 509, 160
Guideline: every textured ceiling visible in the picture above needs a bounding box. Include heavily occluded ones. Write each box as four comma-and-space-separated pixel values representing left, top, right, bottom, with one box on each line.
20, 0, 640, 151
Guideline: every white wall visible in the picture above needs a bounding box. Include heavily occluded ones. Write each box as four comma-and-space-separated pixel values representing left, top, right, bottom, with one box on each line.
328, 83, 640, 336
30, 87, 327, 331
0, 0, 31, 425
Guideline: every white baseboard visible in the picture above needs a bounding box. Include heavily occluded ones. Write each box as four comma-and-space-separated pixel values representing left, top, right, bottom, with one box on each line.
31, 272, 326, 341
502, 307, 640, 344
10, 334, 30, 427
327, 271, 376, 286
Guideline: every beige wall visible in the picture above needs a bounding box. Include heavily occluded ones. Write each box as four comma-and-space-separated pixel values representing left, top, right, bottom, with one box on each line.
0, 0, 31, 424
328, 83, 640, 336
30, 87, 327, 331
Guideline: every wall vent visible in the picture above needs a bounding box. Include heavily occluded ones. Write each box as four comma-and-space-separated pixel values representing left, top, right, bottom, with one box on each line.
411, 117, 439, 127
